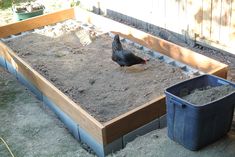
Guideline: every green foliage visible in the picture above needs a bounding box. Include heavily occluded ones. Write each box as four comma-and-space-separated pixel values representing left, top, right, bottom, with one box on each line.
0, 0, 13, 9
0, 0, 34, 9
70, 0, 80, 7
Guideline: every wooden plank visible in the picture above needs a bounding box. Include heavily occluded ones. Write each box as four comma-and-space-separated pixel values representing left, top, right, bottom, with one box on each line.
211, 0, 222, 43
165, 0, 180, 33
151, 0, 166, 28
103, 96, 166, 145
0, 41, 104, 145
0, 8, 75, 38
219, 0, 232, 45
208, 66, 228, 79
202, 0, 212, 39
75, 8, 227, 74
137, 0, 152, 24
178, 0, 188, 35
186, 0, 203, 37
228, 0, 235, 48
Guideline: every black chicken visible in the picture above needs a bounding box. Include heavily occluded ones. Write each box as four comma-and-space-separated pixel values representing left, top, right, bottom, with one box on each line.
112, 35, 146, 67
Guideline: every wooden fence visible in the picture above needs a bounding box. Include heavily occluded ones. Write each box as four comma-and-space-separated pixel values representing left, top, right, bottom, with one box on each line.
79, 0, 235, 55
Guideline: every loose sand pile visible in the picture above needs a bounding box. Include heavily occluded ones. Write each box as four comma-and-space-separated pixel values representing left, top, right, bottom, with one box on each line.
182, 85, 235, 105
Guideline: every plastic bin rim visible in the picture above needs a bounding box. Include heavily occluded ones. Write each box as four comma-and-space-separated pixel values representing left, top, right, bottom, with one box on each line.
164, 74, 235, 107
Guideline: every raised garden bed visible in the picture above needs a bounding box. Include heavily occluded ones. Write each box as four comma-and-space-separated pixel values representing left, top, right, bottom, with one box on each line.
4, 20, 190, 123
0, 8, 228, 157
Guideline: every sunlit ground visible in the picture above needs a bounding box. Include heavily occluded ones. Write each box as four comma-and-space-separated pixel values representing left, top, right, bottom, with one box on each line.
0, 0, 73, 26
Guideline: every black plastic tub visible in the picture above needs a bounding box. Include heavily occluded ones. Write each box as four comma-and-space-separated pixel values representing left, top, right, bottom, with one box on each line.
165, 74, 235, 150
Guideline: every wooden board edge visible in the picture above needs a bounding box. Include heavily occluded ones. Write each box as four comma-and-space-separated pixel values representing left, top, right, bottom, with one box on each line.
74, 7, 228, 74
0, 41, 105, 144
102, 95, 166, 145
0, 8, 75, 38
209, 65, 228, 79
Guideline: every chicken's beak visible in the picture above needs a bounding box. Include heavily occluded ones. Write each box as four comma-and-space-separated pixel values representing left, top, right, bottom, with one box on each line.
144, 58, 149, 64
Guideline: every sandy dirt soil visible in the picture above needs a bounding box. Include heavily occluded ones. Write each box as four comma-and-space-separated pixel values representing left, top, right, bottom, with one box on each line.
182, 85, 235, 105
0, 67, 94, 157
111, 127, 235, 157
4, 20, 189, 123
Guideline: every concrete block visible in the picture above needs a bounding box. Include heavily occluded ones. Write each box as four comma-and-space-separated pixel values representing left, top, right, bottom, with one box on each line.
175, 61, 187, 69
159, 114, 167, 128
0, 56, 6, 69
133, 43, 143, 50
122, 14, 127, 22
180, 65, 187, 71
158, 56, 164, 60
104, 138, 123, 155
43, 95, 80, 140
164, 56, 173, 63
5, 60, 17, 77
147, 51, 163, 60
125, 39, 134, 45
79, 126, 105, 157
123, 118, 160, 146
193, 71, 201, 76
79, 126, 123, 157
168, 61, 176, 66
17, 72, 43, 101
120, 38, 126, 42
143, 46, 150, 52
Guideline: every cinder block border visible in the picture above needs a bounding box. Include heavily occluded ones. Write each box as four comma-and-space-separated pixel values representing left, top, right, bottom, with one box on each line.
0, 56, 6, 69
5, 60, 17, 77
123, 117, 160, 146
159, 114, 167, 129
43, 95, 80, 140
17, 72, 43, 101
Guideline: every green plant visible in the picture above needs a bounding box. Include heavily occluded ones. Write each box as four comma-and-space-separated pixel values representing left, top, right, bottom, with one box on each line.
70, 0, 80, 7
0, 0, 13, 9
0, 0, 34, 9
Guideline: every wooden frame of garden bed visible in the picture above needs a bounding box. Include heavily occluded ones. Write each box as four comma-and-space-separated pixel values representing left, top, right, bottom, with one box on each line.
0, 7, 228, 156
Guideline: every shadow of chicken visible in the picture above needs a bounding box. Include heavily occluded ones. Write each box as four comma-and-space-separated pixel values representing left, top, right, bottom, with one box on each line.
112, 34, 146, 67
